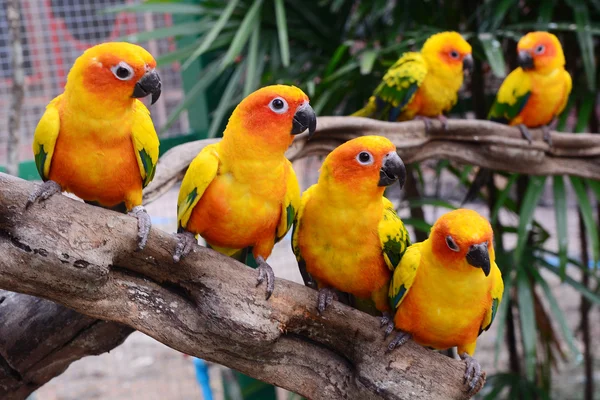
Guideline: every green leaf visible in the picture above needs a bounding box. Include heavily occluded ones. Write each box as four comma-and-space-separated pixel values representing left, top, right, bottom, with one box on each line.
118, 21, 206, 43
406, 198, 456, 210
575, 90, 595, 133
221, 0, 264, 68
325, 44, 350, 77
491, 173, 519, 223
570, 176, 599, 263
568, 1, 596, 90
274, 0, 290, 67
102, 2, 206, 14
401, 218, 432, 233
181, 0, 240, 70
478, 33, 506, 77
539, 258, 600, 306
514, 176, 547, 266
208, 65, 245, 138
493, 263, 513, 366
244, 25, 260, 97
553, 176, 568, 279
359, 49, 378, 75
537, 0, 556, 23
516, 267, 536, 381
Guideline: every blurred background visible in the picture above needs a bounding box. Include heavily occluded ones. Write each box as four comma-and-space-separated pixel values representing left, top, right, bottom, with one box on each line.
1, 0, 600, 399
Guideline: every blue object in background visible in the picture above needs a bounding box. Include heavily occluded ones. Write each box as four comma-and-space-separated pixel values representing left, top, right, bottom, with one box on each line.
193, 358, 213, 400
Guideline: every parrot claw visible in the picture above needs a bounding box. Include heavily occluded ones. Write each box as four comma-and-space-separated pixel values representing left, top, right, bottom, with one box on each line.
26, 180, 62, 209
415, 116, 433, 133
437, 115, 449, 131
173, 231, 197, 262
256, 256, 275, 300
383, 321, 395, 338
386, 330, 411, 353
380, 311, 391, 327
542, 125, 553, 146
460, 352, 483, 393
316, 288, 337, 314
129, 205, 151, 251
518, 124, 533, 144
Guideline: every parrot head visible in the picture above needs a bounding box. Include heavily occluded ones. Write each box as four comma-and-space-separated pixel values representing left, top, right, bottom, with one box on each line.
516, 31, 565, 72
421, 31, 473, 74
320, 136, 406, 193
430, 209, 494, 277
226, 85, 316, 153
66, 42, 161, 106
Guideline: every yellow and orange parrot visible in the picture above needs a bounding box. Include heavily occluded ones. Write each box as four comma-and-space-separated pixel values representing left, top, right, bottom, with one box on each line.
488, 31, 572, 145
173, 85, 316, 300
292, 136, 410, 323
352, 31, 473, 129
28, 42, 161, 250
388, 209, 503, 391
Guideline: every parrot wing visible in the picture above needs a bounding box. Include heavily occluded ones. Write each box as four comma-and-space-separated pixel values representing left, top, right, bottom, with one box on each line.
479, 261, 504, 334
389, 242, 422, 309
488, 67, 532, 123
379, 197, 411, 271
373, 52, 427, 121
131, 101, 160, 188
33, 96, 62, 181
556, 70, 573, 116
276, 160, 301, 243
177, 143, 220, 231
292, 184, 317, 289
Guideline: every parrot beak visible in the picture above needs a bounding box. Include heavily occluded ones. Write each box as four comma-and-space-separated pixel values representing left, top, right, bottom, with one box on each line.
292, 102, 317, 138
466, 242, 491, 277
378, 151, 406, 188
462, 54, 474, 72
132, 69, 162, 105
518, 50, 534, 70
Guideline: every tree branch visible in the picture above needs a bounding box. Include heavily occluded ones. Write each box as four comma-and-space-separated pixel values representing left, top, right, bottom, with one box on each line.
0, 173, 480, 400
144, 117, 600, 203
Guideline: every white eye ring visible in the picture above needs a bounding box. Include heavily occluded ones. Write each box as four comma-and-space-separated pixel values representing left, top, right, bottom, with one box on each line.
356, 151, 373, 165
111, 62, 134, 81
535, 45, 545, 55
446, 235, 460, 252
269, 97, 289, 114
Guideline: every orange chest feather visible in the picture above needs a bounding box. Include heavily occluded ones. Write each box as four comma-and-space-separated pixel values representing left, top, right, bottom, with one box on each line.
515, 73, 570, 127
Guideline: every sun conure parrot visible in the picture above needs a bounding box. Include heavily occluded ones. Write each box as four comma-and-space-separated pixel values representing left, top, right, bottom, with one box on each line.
173, 85, 316, 300
292, 136, 410, 325
27, 42, 161, 250
352, 31, 473, 130
488, 31, 572, 145
387, 208, 504, 391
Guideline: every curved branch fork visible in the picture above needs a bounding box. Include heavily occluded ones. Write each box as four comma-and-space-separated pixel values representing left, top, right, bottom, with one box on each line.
0, 173, 479, 400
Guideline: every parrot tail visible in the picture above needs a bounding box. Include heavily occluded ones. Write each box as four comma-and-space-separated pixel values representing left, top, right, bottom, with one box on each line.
351, 96, 378, 118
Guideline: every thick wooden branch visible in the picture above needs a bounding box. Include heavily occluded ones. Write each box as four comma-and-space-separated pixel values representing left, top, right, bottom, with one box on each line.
144, 117, 600, 203
0, 173, 479, 400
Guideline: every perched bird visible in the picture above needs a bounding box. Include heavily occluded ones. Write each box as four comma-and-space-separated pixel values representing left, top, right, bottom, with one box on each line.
174, 85, 316, 300
352, 31, 473, 129
28, 42, 162, 250
292, 136, 410, 321
488, 31, 572, 145
388, 209, 503, 391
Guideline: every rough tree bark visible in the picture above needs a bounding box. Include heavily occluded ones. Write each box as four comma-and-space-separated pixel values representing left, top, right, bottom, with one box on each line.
0, 173, 481, 400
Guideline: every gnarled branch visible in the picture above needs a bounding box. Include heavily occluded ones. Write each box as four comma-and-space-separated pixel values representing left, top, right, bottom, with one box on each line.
143, 117, 600, 203
0, 173, 480, 400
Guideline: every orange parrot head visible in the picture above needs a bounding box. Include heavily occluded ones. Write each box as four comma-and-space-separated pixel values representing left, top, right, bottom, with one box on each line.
517, 31, 566, 72
66, 42, 161, 106
421, 31, 474, 74
320, 136, 406, 195
430, 209, 494, 276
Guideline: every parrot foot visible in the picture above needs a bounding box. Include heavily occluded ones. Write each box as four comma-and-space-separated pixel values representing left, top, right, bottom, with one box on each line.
128, 205, 151, 251
380, 312, 395, 338
542, 125, 553, 146
316, 288, 338, 314
256, 256, 275, 301
460, 352, 483, 393
415, 116, 433, 133
518, 124, 533, 144
173, 231, 197, 262
26, 180, 62, 209
415, 115, 448, 133
436, 114, 449, 131
386, 330, 412, 352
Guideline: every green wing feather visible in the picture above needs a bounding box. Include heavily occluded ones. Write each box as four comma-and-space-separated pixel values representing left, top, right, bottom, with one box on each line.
131, 101, 160, 188
389, 242, 421, 310
379, 197, 411, 271
479, 261, 504, 334
488, 67, 532, 123
33, 96, 62, 181
292, 185, 316, 288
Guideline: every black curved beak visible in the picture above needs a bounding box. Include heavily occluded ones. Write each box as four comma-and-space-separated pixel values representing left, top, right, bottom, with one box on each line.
132, 69, 162, 105
466, 242, 491, 277
378, 151, 406, 188
292, 102, 317, 138
518, 50, 534, 70
462, 54, 474, 72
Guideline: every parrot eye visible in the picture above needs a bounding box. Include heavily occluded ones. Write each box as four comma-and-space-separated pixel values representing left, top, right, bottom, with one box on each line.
446, 236, 460, 252
535, 45, 545, 55
356, 151, 373, 165
269, 97, 289, 114
449, 50, 460, 59
111, 62, 134, 81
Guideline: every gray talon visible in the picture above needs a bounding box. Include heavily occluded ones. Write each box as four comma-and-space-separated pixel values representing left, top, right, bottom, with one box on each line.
317, 288, 337, 314
542, 125, 553, 146
384, 322, 395, 338
256, 256, 275, 300
387, 330, 411, 352
173, 231, 197, 262
26, 180, 62, 208
460, 352, 483, 392
380, 312, 391, 327
518, 124, 533, 144
129, 205, 151, 251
